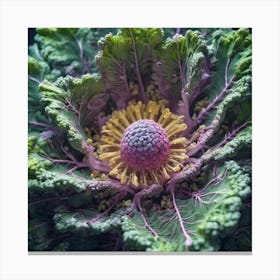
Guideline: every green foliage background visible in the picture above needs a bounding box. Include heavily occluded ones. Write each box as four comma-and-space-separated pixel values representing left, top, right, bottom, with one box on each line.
28, 28, 251, 252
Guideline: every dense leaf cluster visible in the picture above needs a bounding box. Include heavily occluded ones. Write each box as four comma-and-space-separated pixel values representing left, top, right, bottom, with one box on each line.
28, 28, 251, 251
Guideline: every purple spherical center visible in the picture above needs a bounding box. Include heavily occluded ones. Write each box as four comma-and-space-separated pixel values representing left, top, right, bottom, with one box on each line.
120, 119, 170, 170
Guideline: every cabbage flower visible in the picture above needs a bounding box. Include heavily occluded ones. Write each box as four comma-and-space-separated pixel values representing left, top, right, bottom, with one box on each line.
28, 28, 251, 251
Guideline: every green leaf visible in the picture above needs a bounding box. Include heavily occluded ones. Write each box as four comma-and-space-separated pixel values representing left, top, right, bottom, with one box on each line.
35, 28, 117, 76
121, 161, 251, 252
199, 29, 252, 126
28, 28, 251, 252
53, 206, 126, 235
121, 214, 156, 251
28, 153, 52, 179
153, 30, 210, 110
214, 126, 252, 160
39, 78, 87, 151
29, 170, 89, 193
96, 28, 164, 107
28, 48, 60, 127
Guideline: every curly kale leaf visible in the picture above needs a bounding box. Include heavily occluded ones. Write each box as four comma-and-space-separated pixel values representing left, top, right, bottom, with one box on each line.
121, 160, 251, 252
194, 28, 252, 127
213, 125, 252, 160
152, 30, 212, 114
28, 54, 58, 127
39, 77, 90, 152
28, 28, 114, 124
28, 28, 252, 252
177, 29, 252, 167
34, 28, 117, 76
96, 28, 164, 108
49, 160, 249, 252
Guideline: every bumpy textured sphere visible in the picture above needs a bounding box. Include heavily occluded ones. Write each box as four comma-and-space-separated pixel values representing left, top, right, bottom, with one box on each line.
120, 119, 170, 170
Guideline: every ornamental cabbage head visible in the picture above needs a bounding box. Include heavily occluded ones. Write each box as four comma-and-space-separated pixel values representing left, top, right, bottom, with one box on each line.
28, 28, 252, 252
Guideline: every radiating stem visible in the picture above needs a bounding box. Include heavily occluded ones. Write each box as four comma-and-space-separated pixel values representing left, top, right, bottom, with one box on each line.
138, 203, 159, 239
83, 142, 110, 173
179, 91, 193, 127
87, 193, 124, 224
186, 76, 235, 137
87, 200, 118, 224
133, 185, 161, 238
215, 120, 249, 150
129, 29, 147, 103
170, 188, 192, 247
176, 42, 186, 90
225, 58, 231, 85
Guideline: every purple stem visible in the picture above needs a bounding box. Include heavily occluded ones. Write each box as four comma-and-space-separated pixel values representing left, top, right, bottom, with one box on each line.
170, 187, 192, 247
192, 191, 221, 207
47, 158, 80, 165
86, 193, 124, 224
107, 178, 136, 195
187, 143, 204, 157
65, 97, 80, 118
187, 126, 214, 156
189, 170, 227, 207
132, 185, 162, 238
43, 140, 93, 173
83, 93, 110, 131
60, 144, 77, 162
44, 154, 90, 173
214, 121, 249, 150
133, 184, 163, 201
129, 29, 147, 103
202, 171, 227, 192
187, 57, 212, 106
167, 158, 202, 186
66, 163, 89, 174
154, 62, 178, 112
177, 91, 194, 127
138, 203, 159, 238
87, 200, 118, 224
176, 41, 186, 90
119, 72, 131, 100
186, 76, 235, 137
83, 142, 110, 173
111, 56, 131, 102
